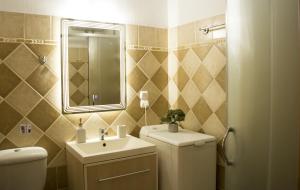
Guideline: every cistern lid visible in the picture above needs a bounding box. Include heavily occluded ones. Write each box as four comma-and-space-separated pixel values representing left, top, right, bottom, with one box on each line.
0, 147, 47, 165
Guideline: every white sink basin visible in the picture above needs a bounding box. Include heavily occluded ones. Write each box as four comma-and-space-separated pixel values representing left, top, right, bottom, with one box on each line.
66, 135, 156, 164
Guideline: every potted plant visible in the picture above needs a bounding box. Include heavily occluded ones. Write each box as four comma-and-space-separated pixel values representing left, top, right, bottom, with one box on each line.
161, 109, 185, 132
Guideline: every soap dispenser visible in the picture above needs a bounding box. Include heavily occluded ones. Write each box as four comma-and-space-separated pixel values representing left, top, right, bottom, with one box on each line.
77, 118, 86, 143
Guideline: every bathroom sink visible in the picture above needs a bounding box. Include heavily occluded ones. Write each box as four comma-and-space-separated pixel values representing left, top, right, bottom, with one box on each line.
66, 135, 156, 164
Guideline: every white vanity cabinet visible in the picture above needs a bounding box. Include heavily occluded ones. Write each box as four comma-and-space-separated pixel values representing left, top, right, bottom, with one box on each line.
67, 152, 157, 190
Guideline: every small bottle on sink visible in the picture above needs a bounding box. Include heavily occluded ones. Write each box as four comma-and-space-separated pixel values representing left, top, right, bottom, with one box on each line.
77, 118, 86, 143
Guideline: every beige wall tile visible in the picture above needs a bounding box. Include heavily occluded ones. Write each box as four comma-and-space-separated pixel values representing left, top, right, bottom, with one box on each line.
6, 118, 43, 147
111, 111, 136, 133
141, 81, 161, 106
128, 67, 148, 92
181, 80, 201, 108
151, 95, 169, 118
35, 135, 61, 163
98, 111, 122, 125
0, 138, 16, 150
126, 25, 138, 45
181, 110, 201, 132
202, 114, 226, 141
151, 67, 168, 91
0, 12, 24, 38
0, 42, 20, 60
203, 80, 226, 112
84, 114, 109, 139
0, 64, 21, 97
177, 22, 195, 46
0, 101, 22, 135
155, 28, 168, 48
6, 82, 41, 115
25, 14, 51, 40
181, 49, 201, 77
138, 26, 156, 47
192, 97, 213, 125
4, 44, 39, 79
126, 96, 144, 122
137, 51, 160, 78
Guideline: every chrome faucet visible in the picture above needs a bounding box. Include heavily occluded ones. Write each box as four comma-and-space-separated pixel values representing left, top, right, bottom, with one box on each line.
100, 128, 108, 141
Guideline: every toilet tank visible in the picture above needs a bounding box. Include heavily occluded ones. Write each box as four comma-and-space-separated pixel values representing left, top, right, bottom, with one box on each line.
0, 147, 48, 190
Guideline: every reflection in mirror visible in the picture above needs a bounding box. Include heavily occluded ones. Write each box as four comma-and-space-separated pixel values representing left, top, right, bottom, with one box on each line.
62, 19, 126, 113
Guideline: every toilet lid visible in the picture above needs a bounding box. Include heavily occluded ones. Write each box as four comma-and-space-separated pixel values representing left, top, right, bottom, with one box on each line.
0, 147, 47, 166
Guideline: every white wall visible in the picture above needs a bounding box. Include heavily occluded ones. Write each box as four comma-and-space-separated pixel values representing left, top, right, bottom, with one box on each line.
0, 0, 168, 27
168, 0, 226, 27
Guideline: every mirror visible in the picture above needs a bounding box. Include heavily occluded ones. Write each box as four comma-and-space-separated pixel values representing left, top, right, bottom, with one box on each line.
61, 19, 126, 113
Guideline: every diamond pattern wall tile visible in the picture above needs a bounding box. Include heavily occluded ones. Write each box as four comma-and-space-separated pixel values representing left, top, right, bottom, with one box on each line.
26, 66, 58, 96
35, 135, 61, 163
203, 46, 226, 77
216, 67, 227, 91
111, 111, 136, 134
126, 96, 144, 122
27, 100, 60, 131
141, 81, 161, 106
151, 95, 169, 118
173, 49, 188, 62
181, 49, 201, 77
192, 45, 212, 61
84, 114, 109, 139
0, 133, 4, 143
45, 82, 62, 111
164, 53, 179, 78
4, 45, 39, 79
79, 63, 88, 79
151, 51, 168, 63
46, 116, 76, 148
215, 102, 227, 126
173, 95, 189, 114
173, 66, 189, 91
202, 114, 226, 141
7, 118, 43, 147
216, 41, 227, 56
203, 80, 226, 112
192, 64, 213, 93
181, 110, 201, 132
98, 111, 122, 125
48, 149, 66, 168
137, 108, 160, 127
0, 42, 20, 60
126, 51, 136, 74
26, 44, 55, 57
0, 138, 16, 150
128, 67, 148, 92
65, 113, 91, 126
71, 61, 85, 70
181, 80, 201, 108
137, 51, 160, 78
0, 101, 22, 135
127, 49, 147, 63
151, 67, 168, 91
126, 85, 136, 104
70, 90, 85, 105
6, 82, 41, 115
163, 80, 179, 106
70, 72, 85, 87
0, 64, 21, 97
192, 97, 213, 124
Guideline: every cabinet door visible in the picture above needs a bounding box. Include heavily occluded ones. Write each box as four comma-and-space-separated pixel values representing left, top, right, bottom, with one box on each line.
85, 153, 157, 190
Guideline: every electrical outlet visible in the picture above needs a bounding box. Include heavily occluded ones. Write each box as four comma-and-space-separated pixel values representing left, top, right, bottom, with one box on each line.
20, 124, 32, 134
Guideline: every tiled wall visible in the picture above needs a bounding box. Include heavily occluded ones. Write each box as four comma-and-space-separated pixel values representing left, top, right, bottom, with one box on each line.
0, 11, 226, 190
168, 14, 227, 190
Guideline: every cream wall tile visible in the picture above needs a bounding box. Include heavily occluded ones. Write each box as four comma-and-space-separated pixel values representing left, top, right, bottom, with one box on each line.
181, 110, 201, 132
202, 114, 226, 141
164, 80, 179, 106
84, 114, 108, 140
181, 49, 201, 77
0, 12, 24, 38
126, 25, 138, 45
141, 81, 161, 106
181, 80, 201, 108
155, 28, 168, 48
111, 111, 136, 134
137, 108, 160, 127
137, 51, 160, 78
138, 26, 156, 47
203, 80, 226, 112
25, 14, 51, 40
203, 46, 226, 77
46, 116, 76, 148
6, 118, 43, 147
177, 22, 195, 46
48, 149, 66, 167
6, 82, 41, 115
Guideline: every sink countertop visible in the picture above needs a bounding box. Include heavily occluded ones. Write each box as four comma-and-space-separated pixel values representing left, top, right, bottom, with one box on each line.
66, 135, 156, 164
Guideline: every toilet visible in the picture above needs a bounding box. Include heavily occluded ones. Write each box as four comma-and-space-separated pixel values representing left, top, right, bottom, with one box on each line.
0, 147, 48, 190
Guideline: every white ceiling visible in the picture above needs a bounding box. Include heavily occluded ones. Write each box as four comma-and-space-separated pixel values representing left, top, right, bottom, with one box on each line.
0, 0, 225, 27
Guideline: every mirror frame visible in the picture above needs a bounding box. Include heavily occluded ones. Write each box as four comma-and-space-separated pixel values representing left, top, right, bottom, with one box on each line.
61, 19, 126, 114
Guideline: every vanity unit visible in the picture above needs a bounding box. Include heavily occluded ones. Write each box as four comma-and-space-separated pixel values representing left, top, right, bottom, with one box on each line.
66, 136, 157, 190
